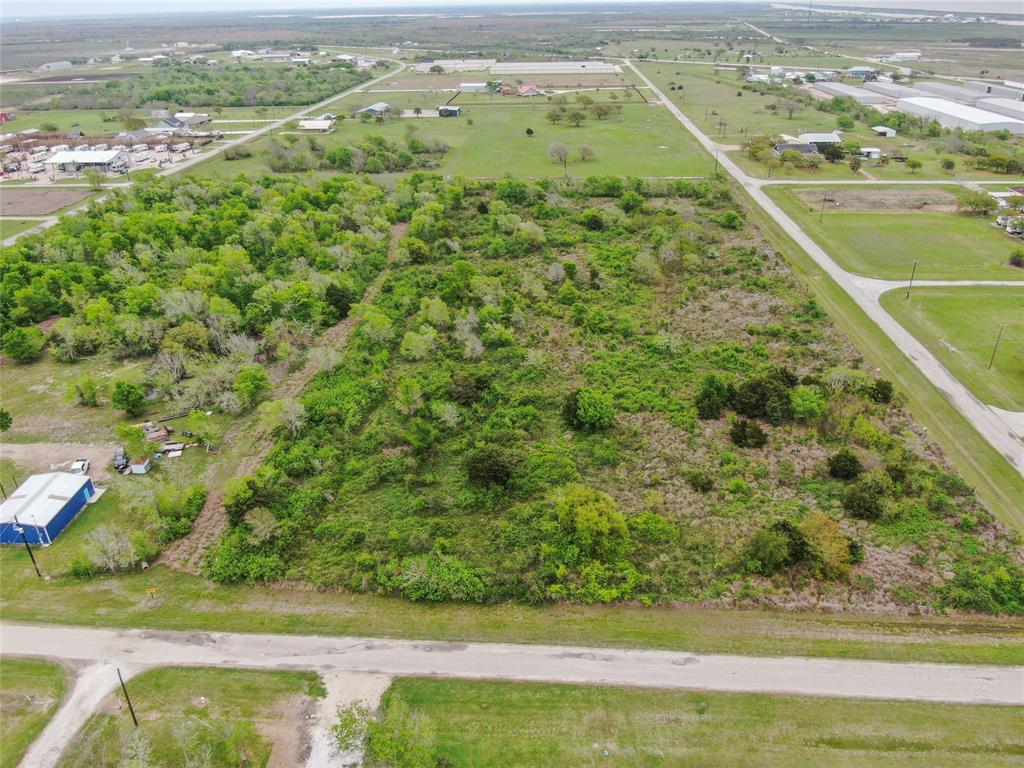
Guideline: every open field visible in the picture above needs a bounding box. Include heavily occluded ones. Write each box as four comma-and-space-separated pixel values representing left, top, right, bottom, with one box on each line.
386, 677, 1024, 767
0, 219, 41, 239
0, 187, 92, 216
196, 102, 711, 179
881, 287, 1024, 412
59, 666, 323, 768
0, 658, 68, 768
767, 186, 1024, 281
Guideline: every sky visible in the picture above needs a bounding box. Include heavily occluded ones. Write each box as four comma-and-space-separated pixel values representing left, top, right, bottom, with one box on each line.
0, 0, 1019, 21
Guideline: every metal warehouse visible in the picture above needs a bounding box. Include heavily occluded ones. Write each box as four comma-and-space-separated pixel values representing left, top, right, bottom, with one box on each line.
813, 81, 885, 104
0, 472, 96, 546
976, 98, 1024, 122
896, 97, 1024, 134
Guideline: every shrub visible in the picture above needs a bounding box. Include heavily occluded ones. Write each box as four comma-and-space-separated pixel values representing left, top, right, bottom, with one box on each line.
686, 470, 714, 493
730, 419, 767, 448
769, 520, 809, 564
827, 448, 862, 480
399, 553, 485, 602
495, 177, 531, 205
730, 368, 795, 424
800, 511, 851, 579
2, 326, 45, 362
712, 210, 744, 229
553, 483, 629, 561
629, 511, 677, 544
465, 445, 513, 486
842, 470, 893, 520
578, 208, 606, 230
790, 385, 828, 422
110, 381, 146, 417
619, 190, 644, 213
563, 388, 615, 431
694, 373, 731, 420
1010, 248, 1024, 269
746, 528, 791, 575
868, 378, 894, 404
233, 365, 270, 410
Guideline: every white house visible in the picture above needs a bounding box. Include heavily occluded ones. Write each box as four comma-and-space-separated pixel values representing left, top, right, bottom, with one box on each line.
298, 119, 335, 133
39, 61, 72, 72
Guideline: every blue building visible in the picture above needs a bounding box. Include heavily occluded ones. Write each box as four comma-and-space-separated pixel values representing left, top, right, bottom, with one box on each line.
0, 472, 95, 546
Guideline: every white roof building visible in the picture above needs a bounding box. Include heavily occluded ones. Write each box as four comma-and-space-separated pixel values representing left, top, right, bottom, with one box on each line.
298, 119, 335, 132
0, 473, 91, 529
977, 98, 1024, 121
798, 132, 843, 144
45, 149, 129, 169
488, 61, 620, 75
864, 81, 917, 99
896, 97, 1024, 134
912, 81, 980, 104
872, 125, 897, 137
964, 81, 1024, 100
813, 81, 885, 104
411, 58, 497, 73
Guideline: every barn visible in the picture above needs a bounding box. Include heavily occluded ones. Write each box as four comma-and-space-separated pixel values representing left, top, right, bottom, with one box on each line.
0, 472, 96, 546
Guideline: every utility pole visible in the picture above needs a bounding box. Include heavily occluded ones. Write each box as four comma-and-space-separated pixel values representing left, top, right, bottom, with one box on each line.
987, 323, 1007, 370
714, 152, 720, 174
11, 515, 42, 579
118, 668, 139, 727
819, 194, 827, 223
904, 259, 918, 300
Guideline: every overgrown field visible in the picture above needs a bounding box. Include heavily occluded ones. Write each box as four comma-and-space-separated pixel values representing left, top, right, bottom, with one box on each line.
378, 677, 1024, 767
59, 667, 323, 768
204, 173, 1023, 614
0, 658, 68, 768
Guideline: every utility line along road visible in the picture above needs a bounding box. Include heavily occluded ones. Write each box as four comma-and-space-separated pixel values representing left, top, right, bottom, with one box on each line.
1, 623, 1022, 705
623, 59, 1024, 477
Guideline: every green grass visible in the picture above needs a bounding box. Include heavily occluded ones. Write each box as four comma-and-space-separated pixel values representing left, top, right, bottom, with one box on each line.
0, 219, 41, 239
881, 287, 1024, 411
195, 103, 711, 179
0, 658, 68, 768
59, 666, 322, 768
768, 188, 1024, 281
386, 678, 1024, 767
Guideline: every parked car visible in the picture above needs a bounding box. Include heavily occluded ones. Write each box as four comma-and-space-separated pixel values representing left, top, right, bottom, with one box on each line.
28, 162, 45, 173
154, 144, 169, 152
131, 143, 148, 152
171, 142, 191, 153
130, 152, 149, 163
113, 446, 129, 471
69, 458, 90, 475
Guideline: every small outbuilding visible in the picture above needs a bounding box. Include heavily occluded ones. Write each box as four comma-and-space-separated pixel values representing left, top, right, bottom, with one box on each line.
459, 82, 490, 93
0, 472, 96, 546
872, 125, 897, 138
359, 102, 391, 117
437, 105, 461, 117
298, 119, 335, 133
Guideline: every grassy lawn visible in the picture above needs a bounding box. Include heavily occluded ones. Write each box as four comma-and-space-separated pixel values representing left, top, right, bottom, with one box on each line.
0, 352, 149, 443
881, 287, 1024, 411
0, 219, 41, 239
59, 667, 323, 768
387, 678, 1024, 767
0, 658, 68, 768
195, 102, 711, 179
767, 187, 1024, 281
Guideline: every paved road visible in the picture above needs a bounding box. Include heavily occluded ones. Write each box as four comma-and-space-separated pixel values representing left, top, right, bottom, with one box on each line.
2, 623, 1022, 705
625, 59, 1024, 477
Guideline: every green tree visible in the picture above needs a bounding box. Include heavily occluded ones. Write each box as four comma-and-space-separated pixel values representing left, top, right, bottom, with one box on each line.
567, 110, 587, 127
0, 409, 11, 432
233, 365, 270, 410
955, 189, 997, 216
111, 381, 147, 417
790, 384, 828, 422
365, 698, 437, 768
746, 528, 791, 575
800, 510, 851, 579
695, 373, 731, 419
563, 388, 615, 431
827, 448, 862, 480
906, 158, 922, 174
2, 326, 46, 362
66, 376, 101, 407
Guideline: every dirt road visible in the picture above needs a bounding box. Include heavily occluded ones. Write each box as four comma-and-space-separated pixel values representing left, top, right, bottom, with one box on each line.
3, 622, 1022, 706
626, 59, 1024, 480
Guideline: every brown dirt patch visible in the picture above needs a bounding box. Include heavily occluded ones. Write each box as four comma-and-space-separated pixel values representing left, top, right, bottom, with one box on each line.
1, 188, 91, 216
789, 186, 958, 213
0, 441, 116, 480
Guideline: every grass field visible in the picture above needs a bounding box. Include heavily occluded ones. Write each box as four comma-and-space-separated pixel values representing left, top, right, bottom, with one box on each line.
59, 666, 323, 768
386, 678, 1024, 767
881, 287, 1024, 411
0, 658, 68, 768
195, 102, 712, 179
0, 219, 41, 239
767, 187, 1024, 281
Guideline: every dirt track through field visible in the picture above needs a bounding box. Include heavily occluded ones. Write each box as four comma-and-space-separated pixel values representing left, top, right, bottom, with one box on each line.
160, 223, 407, 574
0, 188, 92, 216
